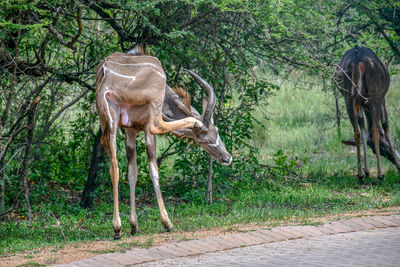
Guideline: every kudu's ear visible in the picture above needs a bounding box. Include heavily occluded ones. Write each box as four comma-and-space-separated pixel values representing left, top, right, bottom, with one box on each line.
201, 96, 208, 115
201, 97, 215, 124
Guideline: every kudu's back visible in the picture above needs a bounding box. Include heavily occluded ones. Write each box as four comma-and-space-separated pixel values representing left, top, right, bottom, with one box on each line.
96, 52, 166, 105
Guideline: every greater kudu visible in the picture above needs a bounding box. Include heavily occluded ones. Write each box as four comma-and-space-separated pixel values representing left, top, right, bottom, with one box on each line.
96, 47, 232, 239
334, 46, 400, 181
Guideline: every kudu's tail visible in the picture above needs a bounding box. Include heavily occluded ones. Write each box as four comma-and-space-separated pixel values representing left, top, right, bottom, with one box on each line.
95, 60, 113, 148
127, 44, 147, 56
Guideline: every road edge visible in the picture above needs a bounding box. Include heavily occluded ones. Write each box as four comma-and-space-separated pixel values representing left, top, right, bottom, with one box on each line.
53, 214, 400, 266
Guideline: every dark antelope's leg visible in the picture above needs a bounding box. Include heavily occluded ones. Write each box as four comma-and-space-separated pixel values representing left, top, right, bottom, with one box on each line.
144, 126, 173, 231
358, 112, 370, 177
104, 100, 122, 239
125, 128, 139, 235
381, 104, 400, 170
366, 108, 396, 165
372, 103, 384, 180
347, 99, 364, 181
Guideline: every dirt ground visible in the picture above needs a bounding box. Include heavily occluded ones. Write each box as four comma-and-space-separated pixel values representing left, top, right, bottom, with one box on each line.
2, 206, 400, 266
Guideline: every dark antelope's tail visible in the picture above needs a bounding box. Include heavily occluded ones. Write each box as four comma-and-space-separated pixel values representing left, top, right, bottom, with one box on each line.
351, 45, 365, 97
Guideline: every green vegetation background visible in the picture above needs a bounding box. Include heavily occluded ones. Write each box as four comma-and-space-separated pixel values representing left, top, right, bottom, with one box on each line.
1, 0, 399, 255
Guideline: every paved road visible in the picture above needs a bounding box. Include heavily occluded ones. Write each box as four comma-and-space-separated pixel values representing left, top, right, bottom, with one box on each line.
55, 215, 400, 267
141, 227, 400, 267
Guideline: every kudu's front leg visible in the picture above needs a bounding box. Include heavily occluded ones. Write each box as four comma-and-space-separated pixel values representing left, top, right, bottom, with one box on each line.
125, 128, 139, 235
144, 127, 173, 231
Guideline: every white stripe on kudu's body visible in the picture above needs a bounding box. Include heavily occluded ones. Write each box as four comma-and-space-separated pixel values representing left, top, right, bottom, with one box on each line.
106, 61, 166, 79
106, 66, 137, 81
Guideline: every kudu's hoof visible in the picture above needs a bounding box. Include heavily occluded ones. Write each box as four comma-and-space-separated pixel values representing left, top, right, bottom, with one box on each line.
113, 228, 122, 240
164, 225, 173, 232
357, 174, 365, 184
195, 123, 208, 133
199, 125, 208, 133
364, 172, 370, 178
163, 222, 173, 232
131, 225, 139, 236
192, 119, 207, 132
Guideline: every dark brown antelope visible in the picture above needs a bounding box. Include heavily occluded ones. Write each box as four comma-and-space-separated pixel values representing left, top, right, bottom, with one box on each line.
334, 46, 400, 181
95, 47, 232, 239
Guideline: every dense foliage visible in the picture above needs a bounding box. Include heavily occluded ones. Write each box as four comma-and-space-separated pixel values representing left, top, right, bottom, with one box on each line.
0, 0, 399, 236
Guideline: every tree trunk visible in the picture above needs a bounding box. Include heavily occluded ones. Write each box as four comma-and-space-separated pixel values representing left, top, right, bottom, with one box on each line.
22, 98, 39, 225
206, 156, 213, 204
335, 92, 341, 137
0, 157, 4, 212
81, 128, 104, 208
0, 34, 19, 213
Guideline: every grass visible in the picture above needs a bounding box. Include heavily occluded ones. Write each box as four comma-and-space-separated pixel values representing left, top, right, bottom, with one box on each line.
116, 238, 153, 249
1, 71, 400, 257
17, 263, 45, 267
1, 171, 399, 256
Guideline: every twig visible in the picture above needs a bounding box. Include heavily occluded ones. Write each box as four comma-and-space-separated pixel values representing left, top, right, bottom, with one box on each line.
0, 146, 25, 173
39, 88, 90, 142
334, 63, 369, 102
50, 211, 67, 242
0, 126, 28, 163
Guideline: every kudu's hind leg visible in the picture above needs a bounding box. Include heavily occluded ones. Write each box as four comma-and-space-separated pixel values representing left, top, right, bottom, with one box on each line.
125, 128, 139, 235
381, 104, 400, 170
103, 101, 122, 239
358, 112, 370, 177
144, 127, 173, 231
149, 102, 206, 135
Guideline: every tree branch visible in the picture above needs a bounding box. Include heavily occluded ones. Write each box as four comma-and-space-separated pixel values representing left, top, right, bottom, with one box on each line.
81, 0, 135, 42
39, 89, 90, 141
0, 126, 28, 163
